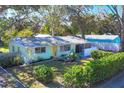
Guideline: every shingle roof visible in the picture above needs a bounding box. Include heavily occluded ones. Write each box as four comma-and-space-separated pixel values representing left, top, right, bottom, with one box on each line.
11, 35, 87, 48
11, 36, 71, 48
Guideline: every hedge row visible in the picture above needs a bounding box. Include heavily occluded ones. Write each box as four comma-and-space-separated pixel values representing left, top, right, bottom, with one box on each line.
0, 53, 24, 68
64, 52, 124, 87
91, 50, 113, 60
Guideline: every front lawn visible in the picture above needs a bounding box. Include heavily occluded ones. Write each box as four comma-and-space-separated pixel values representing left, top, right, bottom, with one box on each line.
7, 60, 90, 88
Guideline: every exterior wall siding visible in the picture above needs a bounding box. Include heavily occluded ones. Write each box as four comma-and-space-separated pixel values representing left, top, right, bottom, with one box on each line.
9, 41, 98, 63
9, 42, 53, 63
85, 36, 121, 52
31, 46, 52, 61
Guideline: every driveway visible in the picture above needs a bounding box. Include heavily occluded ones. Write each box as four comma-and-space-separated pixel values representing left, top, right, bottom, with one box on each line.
0, 66, 25, 88
98, 70, 124, 88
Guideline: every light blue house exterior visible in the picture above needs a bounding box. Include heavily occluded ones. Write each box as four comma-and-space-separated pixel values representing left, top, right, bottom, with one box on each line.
9, 37, 54, 64
9, 35, 98, 64
85, 35, 121, 51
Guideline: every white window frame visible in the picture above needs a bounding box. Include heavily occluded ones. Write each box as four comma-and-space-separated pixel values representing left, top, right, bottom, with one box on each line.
35, 47, 46, 53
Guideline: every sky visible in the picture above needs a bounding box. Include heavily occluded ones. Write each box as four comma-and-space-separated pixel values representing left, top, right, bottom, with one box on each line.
93, 5, 122, 16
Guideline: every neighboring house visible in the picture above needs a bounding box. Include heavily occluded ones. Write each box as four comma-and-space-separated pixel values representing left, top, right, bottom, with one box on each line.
9, 35, 97, 64
85, 35, 121, 52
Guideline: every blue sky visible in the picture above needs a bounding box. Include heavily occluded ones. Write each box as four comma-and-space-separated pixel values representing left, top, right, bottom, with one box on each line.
92, 5, 122, 16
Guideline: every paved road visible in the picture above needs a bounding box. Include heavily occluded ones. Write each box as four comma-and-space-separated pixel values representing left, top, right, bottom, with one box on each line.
0, 66, 25, 88
98, 71, 124, 88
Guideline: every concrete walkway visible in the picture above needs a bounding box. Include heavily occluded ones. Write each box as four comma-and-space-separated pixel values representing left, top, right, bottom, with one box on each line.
0, 66, 25, 88
98, 71, 124, 88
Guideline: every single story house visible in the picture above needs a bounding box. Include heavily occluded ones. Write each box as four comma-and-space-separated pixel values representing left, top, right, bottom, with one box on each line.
9, 35, 97, 64
85, 35, 121, 51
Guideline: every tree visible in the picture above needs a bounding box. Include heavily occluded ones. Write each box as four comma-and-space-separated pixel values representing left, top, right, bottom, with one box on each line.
95, 13, 119, 34
39, 5, 67, 36
106, 5, 124, 51
17, 27, 33, 37
0, 6, 41, 35
66, 5, 93, 38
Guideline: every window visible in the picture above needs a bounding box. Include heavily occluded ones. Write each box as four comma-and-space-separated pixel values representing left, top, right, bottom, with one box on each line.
35, 47, 41, 53
60, 45, 71, 52
35, 47, 46, 53
76, 44, 83, 53
84, 43, 91, 48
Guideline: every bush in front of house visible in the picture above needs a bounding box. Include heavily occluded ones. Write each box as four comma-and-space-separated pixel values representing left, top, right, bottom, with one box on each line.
64, 52, 124, 87
91, 50, 113, 60
0, 54, 24, 68
63, 65, 91, 87
89, 52, 124, 85
33, 65, 53, 83
62, 52, 78, 62
68, 52, 78, 60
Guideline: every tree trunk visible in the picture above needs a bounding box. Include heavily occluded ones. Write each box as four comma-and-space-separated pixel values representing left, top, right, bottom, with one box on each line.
77, 15, 85, 57
120, 6, 124, 51
77, 16, 85, 39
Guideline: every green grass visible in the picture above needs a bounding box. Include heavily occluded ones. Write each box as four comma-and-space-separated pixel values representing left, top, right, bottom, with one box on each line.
8, 61, 81, 88
8, 59, 91, 88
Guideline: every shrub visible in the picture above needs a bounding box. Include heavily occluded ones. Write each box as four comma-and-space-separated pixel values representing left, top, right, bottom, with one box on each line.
64, 52, 124, 87
89, 52, 124, 85
68, 52, 78, 60
91, 50, 113, 60
64, 65, 91, 87
33, 65, 53, 83
0, 54, 24, 68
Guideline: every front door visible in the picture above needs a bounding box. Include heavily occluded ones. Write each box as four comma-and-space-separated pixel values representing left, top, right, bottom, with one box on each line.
76, 44, 84, 53
52, 46, 57, 57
